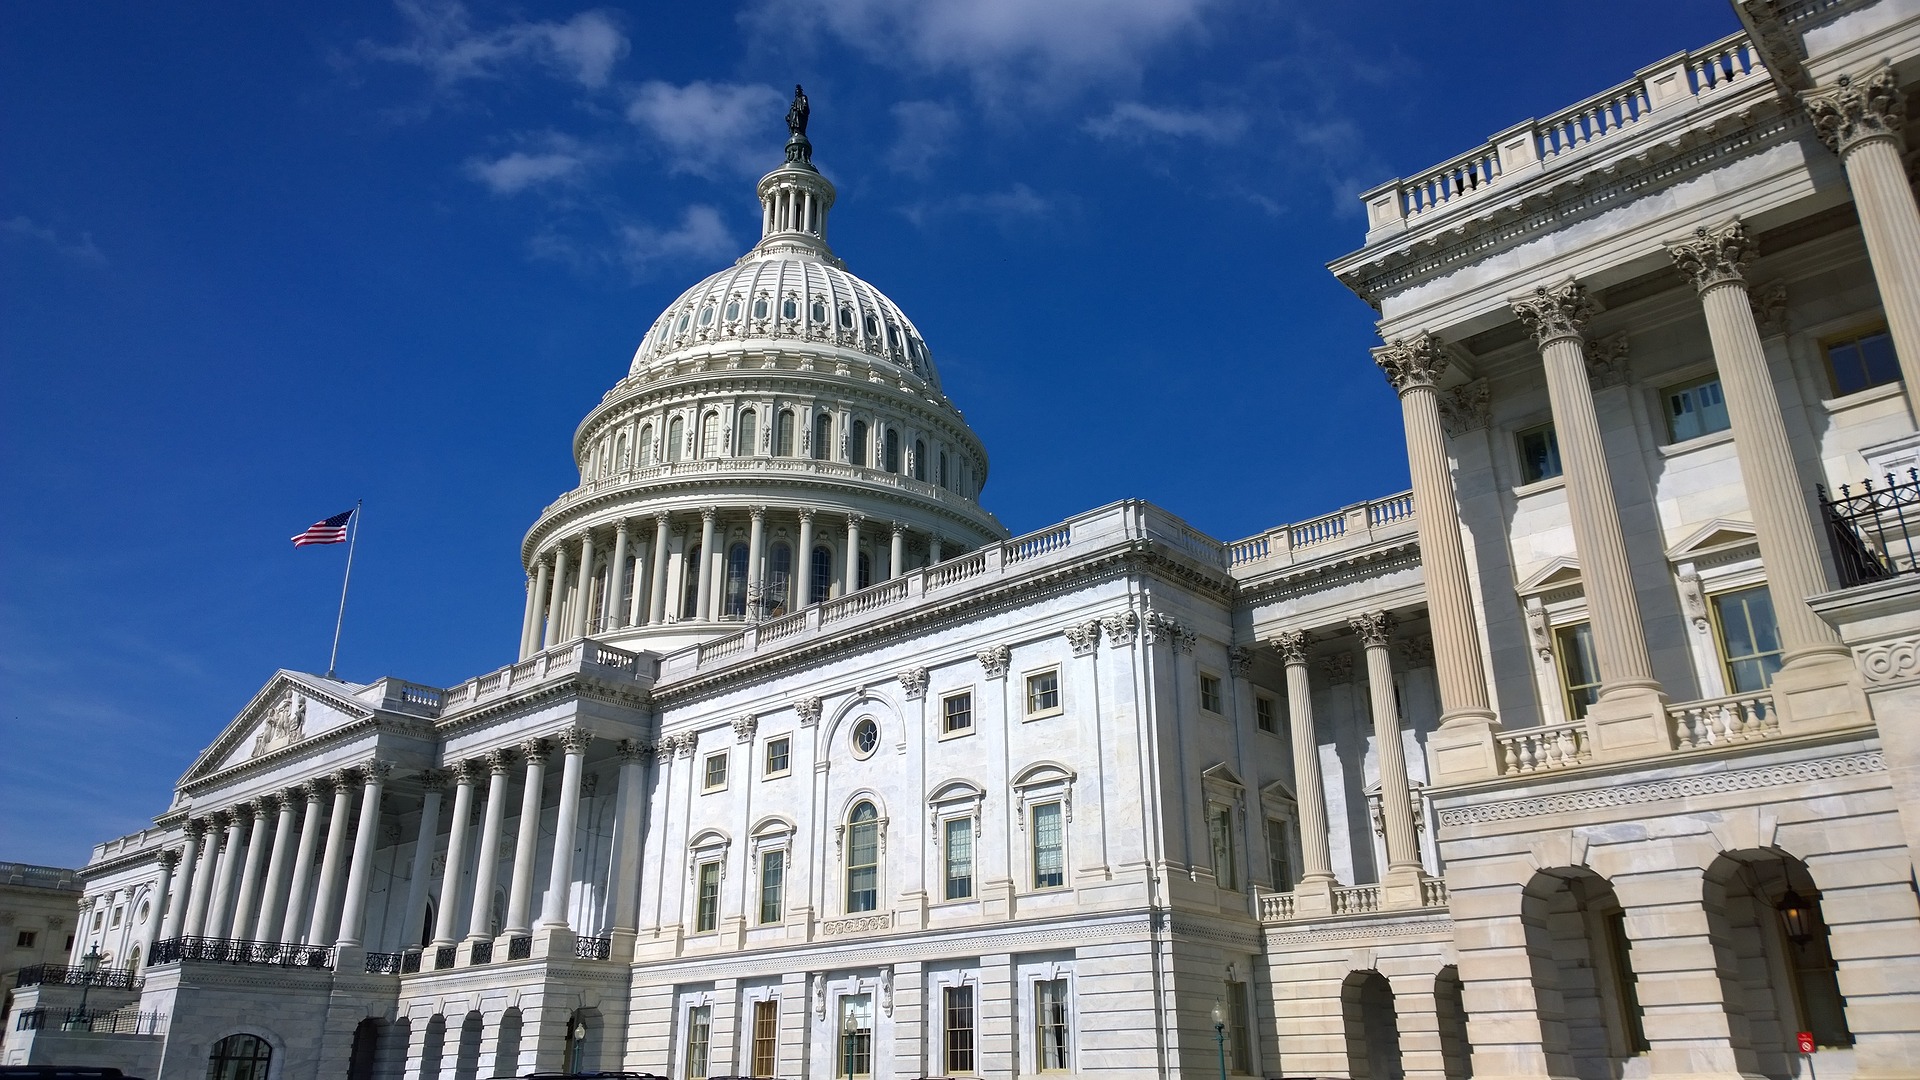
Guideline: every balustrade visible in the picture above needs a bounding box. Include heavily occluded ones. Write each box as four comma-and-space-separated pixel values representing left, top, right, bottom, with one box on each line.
1497, 722, 1592, 774
1331, 885, 1382, 915
434, 945, 457, 971
576, 935, 613, 960
12, 964, 142, 991
470, 940, 493, 965
507, 935, 533, 961
1669, 691, 1778, 749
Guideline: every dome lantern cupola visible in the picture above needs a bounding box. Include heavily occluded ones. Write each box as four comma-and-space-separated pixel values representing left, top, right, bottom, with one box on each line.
754, 87, 837, 263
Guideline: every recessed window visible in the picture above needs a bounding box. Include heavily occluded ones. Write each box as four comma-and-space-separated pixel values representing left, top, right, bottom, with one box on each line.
782, 297, 799, 320
703, 752, 728, 791
1265, 817, 1293, 892
1031, 801, 1066, 889
759, 849, 785, 924
1517, 423, 1563, 484
753, 297, 770, 320
1664, 374, 1730, 443
1555, 622, 1600, 720
16, 930, 36, 948
725, 299, 741, 321
942, 691, 974, 735
698, 304, 714, 326
1209, 805, 1239, 891
686, 1005, 712, 1079
839, 994, 874, 1078
839, 304, 855, 329
1035, 979, 1071, 1071
851, 716, 879, 758
811, 299, 828, 324
1199, 674, 1223, 714
764, 736, 791, 777
864, 313, 880, 338
1226, 981, 1253, 1074
1025, 669, 1062, 717
944, 986, 977, 1075
846, 802, 880, 913
1255, 696, 1278, 734
1825, 326, 1899, 396
675, 312, 690, 334
695, 861, 721, 932
1713, 586, 1784, 692
944, 818, 975, 900
751, 1000, 779, 1077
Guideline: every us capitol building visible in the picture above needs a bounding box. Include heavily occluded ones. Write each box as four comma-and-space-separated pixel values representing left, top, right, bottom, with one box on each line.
9, 3, 1920, 1078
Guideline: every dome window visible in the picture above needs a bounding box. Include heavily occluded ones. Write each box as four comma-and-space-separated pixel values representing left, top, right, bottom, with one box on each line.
811, 299, 827, 324
782, 297, 799, 321
698, 305, 715, 327
725, 300, 741, 321
864, 314, 879, 338
676, 312, 691, 334
887, 324, 900, 349
753, 297, 770, 320
839, 304, 855, 329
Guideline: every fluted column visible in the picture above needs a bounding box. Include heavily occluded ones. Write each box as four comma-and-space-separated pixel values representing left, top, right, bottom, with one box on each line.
280, 781, 327, 943
227, 799, 274, 940
1373, 334, 1496, 728
142, 849, 179, 962
540, 729, 592, 928
1806, 65, 1920, 421
795, 508, 816, 607
182, 820, 219, 936
845, 514, 863, 594
543, 543, 570, 649
433, 761, 478, 947
608, 520, 631, 631
929, 535, 943, 564
505, 739, 550, 935
1353, 612, 1422, 876
608, 741, 651, 941
524, 560, 551, 658
400, 770, 447, 952
161, 824, 201, 940
467, 750, 513, 943
570, 530, 596, 638
204, 809, 245, 939
306, 770, 357, 944
648, 512, 672, 624
695, 508, 718, 620
747, 507, 767, 612
1512, 282, 1663, 707
889, 522, 906, 579
335, 761, 390, 948
519, 569, 541, 659
1273, 631, 1335, 885
253, 793, 298, 941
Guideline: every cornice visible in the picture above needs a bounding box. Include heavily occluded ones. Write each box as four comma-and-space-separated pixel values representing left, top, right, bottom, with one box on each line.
435, 671, 652, 736
1232, 538, 1423, 607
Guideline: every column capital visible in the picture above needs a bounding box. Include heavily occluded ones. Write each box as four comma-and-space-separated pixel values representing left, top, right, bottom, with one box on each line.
846, 513, 865, 527
183, 818, 208, 842
1751, 282, 1790, 337
418, 768, 451, 793
1227, 646, 1255, 678
210, 809, 235, 830
1371, 332, 1447, 395
1804, 63, 1905, 156
1510, 280, 1595, 347
797, 506, 816, 523
363, 759, 393, 782
559, 727, 593, 755
700, 506, 718, 524
615, 738, 652, 764
1588, 332, 1631, 390
519, 737, 552, 765
1350, 611, 1396, 649
890, 520, 907, 537
654, 510, 673, 528
484, 748, 515, 775
254, 795, 280, 817
749, 505, 767, 522
332, 766, 364, 788
615, 518, 632, 537
308, 774, 337, 799
157, 848, 182, 871
1667, 220, 1754, 293
1271, 629, 1312, 665
449, 759, 480, 786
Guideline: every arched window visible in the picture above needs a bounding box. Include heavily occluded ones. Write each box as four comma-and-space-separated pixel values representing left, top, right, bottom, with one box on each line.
639, 424, 655, 466
769, 543, 793, 613
851, 421, 869, 467
913, 439, 927, 481
208, 1033, 273, 1080
724, 543, 750, 619
845, 802, 880, 913
736, 409, 758, 457
811, 547, 833, 604
814, 413, 833, 461
884, 429, 901, 473
682, 545, 702, 619
615, 434, 629, 471
700, 411, 721, 459
666, 418, 684, 463
938, 450, 949, 489
776, 410, 796, 457
857, 552, 872, 591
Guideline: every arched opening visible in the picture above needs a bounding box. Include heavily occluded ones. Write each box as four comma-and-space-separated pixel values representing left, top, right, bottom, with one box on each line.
857, 552, 872, 591
419, 1015, 447, 1080
492, 1008, 522, 1079
666, 418, 684, 463
769, 543, 793, 614
453, 1011, 484, 1080
639, 424, 654, 466
724, 543, 750, 619
1522, 868, 1645, 1079
776, 410, 796, 457
126, 944, 141, 971
700, 411, 721, 459
850, 420, 869, 467
813, 413, 833, 461
811, 546, 834, 604
562, 1010, 597, 1074
1342, 971, 1404, 1080
206, 1033, 272, 1080
938, 450, 949, 489
615, 434, 629, 470
884, 429, 901, 473
736, 409, 758, 457
846, 801, 880, 913
347, 1019, 380, 1080
913, 439, 927, 481
682, 545, 703, 619
1435, 966, 1472, 1080
420, 900, 435, 950
1704, 849, 1852, 1077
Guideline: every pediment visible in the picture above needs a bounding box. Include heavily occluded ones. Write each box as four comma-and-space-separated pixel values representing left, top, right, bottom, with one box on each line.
929, 779, 986, 804
1516, 557, 1582, 596
179, 671, 376, 787
1260, 779, 1298, 807
1201, 763, 1246, 789
1668, 519, 1759, 559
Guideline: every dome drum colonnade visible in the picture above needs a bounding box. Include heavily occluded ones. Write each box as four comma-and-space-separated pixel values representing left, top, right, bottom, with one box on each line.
518, 98, 1006, 658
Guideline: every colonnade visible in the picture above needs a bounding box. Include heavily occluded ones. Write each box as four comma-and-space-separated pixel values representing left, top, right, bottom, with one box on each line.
520, 508, 951, 657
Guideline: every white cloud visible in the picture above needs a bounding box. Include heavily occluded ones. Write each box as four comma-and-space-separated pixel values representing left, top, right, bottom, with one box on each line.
2, 216, 105, 265
1084, 101, 1245, 142
626, 80, 786, 179
534, 205, 736, 279
886, 100, 961, 175
365, 0, 628, 90
900, 184, 1051, 229
465, 134, 595, 195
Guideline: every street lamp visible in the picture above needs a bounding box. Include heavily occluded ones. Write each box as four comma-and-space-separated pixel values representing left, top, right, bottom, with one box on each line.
1778, 888, 1814, 945
1211, 999, 1228, 1080
69, 946, 104, 1030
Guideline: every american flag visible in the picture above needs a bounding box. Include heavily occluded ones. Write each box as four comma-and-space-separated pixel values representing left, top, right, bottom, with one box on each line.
292, 509, 355, 547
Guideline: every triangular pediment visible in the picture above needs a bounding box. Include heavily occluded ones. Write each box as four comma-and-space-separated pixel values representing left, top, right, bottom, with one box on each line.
1669, 519, 1759, 559
179, 671, 377, 787
1517, 557, 1582, 596
1260, 779, 1298, 808
1201, 763, 1246, 789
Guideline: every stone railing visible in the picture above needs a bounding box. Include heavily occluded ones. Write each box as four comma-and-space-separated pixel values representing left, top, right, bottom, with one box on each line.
363, 950, 421, 975
1497, 721, 1592, 774
14, 1007, 166, 1036
576, 935, 613, 960
1670, 691, 1778, 749
1331, 885, 1381, 916
437, 640, 650, 719
1421, 878, 1450, 908
1360, 30, 1769, 236
13, 964, 143, 991
1257, 878, 1451, 923
1227, 491, 1416, 570
1, 862, 82, 890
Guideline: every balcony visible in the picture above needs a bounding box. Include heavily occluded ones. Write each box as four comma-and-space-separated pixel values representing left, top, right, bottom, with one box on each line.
13, 964, 142, 992
1820, 469, 1920, 587
148, 936, 333, 969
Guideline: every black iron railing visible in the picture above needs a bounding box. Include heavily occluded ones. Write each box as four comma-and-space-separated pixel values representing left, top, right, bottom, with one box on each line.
148, 936, 333, 969
434, 945, 457, 971
12, 964, 143, 991
471, 940, 493, 965
1820, 469, 1920, 587
14, 1008, 165, 1035
364, 950, 423, 975
576, 935, 612, 960
507, 935, 532, 961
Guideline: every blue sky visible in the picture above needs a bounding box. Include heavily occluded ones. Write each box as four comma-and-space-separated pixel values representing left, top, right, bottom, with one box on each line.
0, 1, 1740, 865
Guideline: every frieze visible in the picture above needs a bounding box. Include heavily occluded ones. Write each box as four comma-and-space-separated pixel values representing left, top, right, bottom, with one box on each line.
1858, 636, 1920, 686
820, 913, 894, 936
1265, 915, 1454, 948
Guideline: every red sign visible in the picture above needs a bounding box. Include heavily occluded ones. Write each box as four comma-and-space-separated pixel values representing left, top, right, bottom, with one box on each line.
1797, 1032, 1816, 1054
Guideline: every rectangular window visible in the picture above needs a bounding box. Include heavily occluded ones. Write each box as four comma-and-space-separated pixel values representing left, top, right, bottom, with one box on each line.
944, 818, 975, 900
1517, 423, 1563, 484
1227, 981, 1253, 1075
751, 1000, 779, 1077
1825, 326, 1900, 396
695, 861, 721, 933
1554, 622, 1601, 720
1266, 817, 1294, 893
839, 994, 873, 1077
943, 691, 974, 734
759, 850, 785, 924
1209, 805, 1238, 891
1712, 586, 1784, 692
685, 1005, 711, 1080
704, 752, 728, 791
1664, 374, 1731, 443
1255, 695, 1277, 733
944, 986, 977, 1074
764, 736, 791, 777
1026, 669, 1061, 716
110, 907, 123, 928
15, 931, 35, 948
1199, 673, 1223, 713
1035, 978, 1071, 1072
1032, 802, 1065, 889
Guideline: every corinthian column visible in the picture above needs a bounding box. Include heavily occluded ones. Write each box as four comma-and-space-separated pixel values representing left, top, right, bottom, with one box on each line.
1272, 631, 1335, 888
1373, 333, 1495, 729
433, 761, 478, 948
400, 770, 446, 952
505, 739, 550, 935
540, 729, 592, 930
254, 792, 298, 940
204, 810, 245, 940
747, 507, 767, 611
544, 543, 570, 649
143, 849, 179, 961
890, 522, 906, 579
649, 512, 672, 624
795, 508, 816, 607
1806, 64, 1920, 421
1352, 613, 1422, 882
307, 771, 357, 944
1512, 282, 1665, 728
524, 560, 551, 658
335, 760, 391, 949
845, 515, 863, 594
570, 530, 596, 638
182, 819, 217, 937
608, 520, 631, 631
227, 799, 274, 940
280, 782, 327, 943
467, 750, 513, 943
695, 508, 718, 620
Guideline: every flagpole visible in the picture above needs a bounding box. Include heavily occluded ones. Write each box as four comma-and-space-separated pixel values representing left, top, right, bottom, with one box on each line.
327, 500, 362, 679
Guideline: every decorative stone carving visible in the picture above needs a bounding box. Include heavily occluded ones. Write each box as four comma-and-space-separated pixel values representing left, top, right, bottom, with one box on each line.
1510, 280, 1595, 346
675, 733, 698, 759
1064, 620, 1102, 657
1396, 635, 1435, 669
1667, 220, 1754, 292
1438, 379, 1490, 436
1677, 571, 1710, 633
897, 668, 929, 699
520, 738, 551, 765
1750, 282, 1789, 337
1804, 64, 1906, 155
1102, 610, 1139, 646
1226, 646, 1254, 678
1349, 611, 1395, 649
581, 772, 600, 797
1858, 635, 1920, 685
1372, 332, 1446, 394
252, 691, 306, 758
156, 849, 181, 872
978, 645, 1011, 680
732, 715, 760, 743
1587, 333, 1631, 390
1318, 652, 1355, 685
1144, 610, 1194, 652
448, 759, 479, 786
881, 966, 894, 1015
365, 759, 393, 782
418, 769, 450, 793
485, 748, 515, 775
382, 823, 404, 845
813, 974, 827, 1019
1525, 605, 1553, 662
795, 696, 822, 727
560, 728, 593, 754
1272, 630, 1311, 665
615, 739, 652, 764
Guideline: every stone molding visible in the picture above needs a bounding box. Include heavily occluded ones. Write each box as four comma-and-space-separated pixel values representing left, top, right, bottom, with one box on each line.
820, 913, 894, 936
1667, 219, 1755, 292
1804, 63, 1906, 155
1858, 635, 1920, 686
1437, 750, 1886, 826
1372, 332, 1446, 394
1510, 280, 1595, 346
1264, 915, 1454, 948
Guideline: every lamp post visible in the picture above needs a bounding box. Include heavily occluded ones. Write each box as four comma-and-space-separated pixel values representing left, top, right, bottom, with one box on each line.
1778, 888, 1814, 945
1211, 999, 1229, 1080
68, 946, 104, 1030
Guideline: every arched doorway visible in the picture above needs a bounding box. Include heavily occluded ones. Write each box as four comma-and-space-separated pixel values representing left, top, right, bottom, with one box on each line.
1522, 868, 1645, 1080
1342, 971, 1404, 1080
206, 1033, 272, 1080
1704, 849, 1852, 1078
347, 1019, 379, 1080
1435, 966, 1472, 1080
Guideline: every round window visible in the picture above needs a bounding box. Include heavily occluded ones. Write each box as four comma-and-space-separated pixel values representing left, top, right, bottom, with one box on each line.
852, 716, 879, 757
